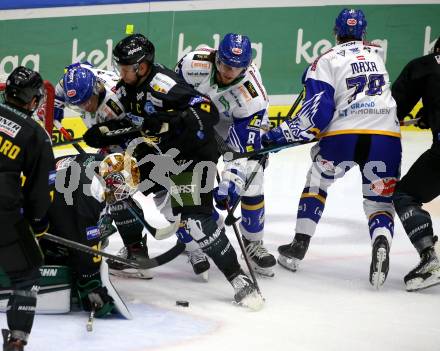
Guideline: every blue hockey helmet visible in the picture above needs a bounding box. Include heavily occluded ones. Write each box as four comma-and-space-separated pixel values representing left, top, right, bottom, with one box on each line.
334, 8, 367, 40
63, 64, 97, 106
217, 33, 252, 68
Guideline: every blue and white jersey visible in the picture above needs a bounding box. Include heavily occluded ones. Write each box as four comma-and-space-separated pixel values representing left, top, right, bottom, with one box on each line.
55, 63, 125, 128
176, 48, 269, 153
280, 41, 400, 143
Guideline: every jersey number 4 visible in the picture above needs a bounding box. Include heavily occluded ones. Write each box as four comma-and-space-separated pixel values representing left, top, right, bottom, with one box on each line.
346, 74, 385, 103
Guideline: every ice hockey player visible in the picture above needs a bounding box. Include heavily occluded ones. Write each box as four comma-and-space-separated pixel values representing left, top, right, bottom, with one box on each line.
54, 63, 153, 279
37, 152, 137, 319
175, 33, 276, 277
392, 37, 440, 291
262, 9, 402, 288
0, 66, 55, 351
54, 62, 124, 130
83, 33, 264, 309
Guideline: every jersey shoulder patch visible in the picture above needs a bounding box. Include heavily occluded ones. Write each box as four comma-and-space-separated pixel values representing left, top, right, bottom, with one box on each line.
105, 99, 123, 116
149, 72, 177, 94
243, 81, 259, 98
193, 53, 211, 62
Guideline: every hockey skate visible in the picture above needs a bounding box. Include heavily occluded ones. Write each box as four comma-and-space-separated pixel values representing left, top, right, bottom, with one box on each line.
369, 235, 390, 289
186, 248, 210, 281
229, 270, 264, 311
277, 233, 311, 272
405, 247, 440, 292
108, 238, 153, 279
242, 237, 276, 277
2, 329, 24, 351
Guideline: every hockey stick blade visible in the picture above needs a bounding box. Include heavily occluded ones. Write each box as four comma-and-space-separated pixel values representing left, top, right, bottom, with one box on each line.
52, 137, 85, 147
125, 197, 180, 240
42, 233, 185, 269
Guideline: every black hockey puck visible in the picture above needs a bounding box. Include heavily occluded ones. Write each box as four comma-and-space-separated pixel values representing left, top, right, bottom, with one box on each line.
176, 300, 189, 307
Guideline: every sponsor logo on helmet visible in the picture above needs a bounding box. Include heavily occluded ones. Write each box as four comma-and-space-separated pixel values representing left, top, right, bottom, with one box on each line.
347, 18, 358, 26
231, 47, 243, 55
128, 46, 142, 56
66, 89, 77, 97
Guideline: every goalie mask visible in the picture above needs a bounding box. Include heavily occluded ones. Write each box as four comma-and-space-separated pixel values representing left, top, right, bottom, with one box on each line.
99, 153, 140, 204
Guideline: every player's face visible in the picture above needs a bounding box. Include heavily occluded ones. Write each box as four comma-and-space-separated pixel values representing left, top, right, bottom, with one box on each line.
116, 64, 139, 85
79, 94, 99, 113
216, 62, 244, 85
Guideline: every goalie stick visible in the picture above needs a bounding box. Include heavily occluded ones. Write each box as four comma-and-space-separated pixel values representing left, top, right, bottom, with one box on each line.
42, 232, 185, 269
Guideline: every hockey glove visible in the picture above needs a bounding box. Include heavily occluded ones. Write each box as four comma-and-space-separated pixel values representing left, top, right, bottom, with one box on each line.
261, 125, 292, 148
214, 167, 246, 210
83, 119, 139, 149
77, 279, 115, 318
414, 107, 430, 129
54, 96, 65, 122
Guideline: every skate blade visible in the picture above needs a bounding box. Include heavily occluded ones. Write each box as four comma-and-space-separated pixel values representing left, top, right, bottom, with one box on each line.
372, 248, 387, 290
406, 271, 440, 292
250, 264, 275, 278
235, 291, 264, 311
277, 255, 299, 272
199, 271, 209, 282
110, 269, 154, 280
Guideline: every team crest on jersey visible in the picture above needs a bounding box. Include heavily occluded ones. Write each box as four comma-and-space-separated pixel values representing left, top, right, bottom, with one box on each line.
243, 81, 259, 98
291, 91, 324, 138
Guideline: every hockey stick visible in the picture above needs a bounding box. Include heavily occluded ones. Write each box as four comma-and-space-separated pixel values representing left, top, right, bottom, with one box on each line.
52, 137, 85, 147
125, 196, 180, 240
41, 233, 185, 269
400, 117, 420, 126
86, 303, 97, 332
54, 120, 86, 155
215, 173, 262, 296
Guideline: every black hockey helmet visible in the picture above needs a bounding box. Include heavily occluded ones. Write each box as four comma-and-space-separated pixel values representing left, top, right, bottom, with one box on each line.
113, 33, 155, 66
5, 66, 44, 105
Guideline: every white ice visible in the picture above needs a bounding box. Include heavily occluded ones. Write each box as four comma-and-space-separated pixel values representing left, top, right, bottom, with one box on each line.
2, 131, 439, 351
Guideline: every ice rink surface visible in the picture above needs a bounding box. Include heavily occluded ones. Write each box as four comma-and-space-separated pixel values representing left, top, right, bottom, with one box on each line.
2, 131, 439, 351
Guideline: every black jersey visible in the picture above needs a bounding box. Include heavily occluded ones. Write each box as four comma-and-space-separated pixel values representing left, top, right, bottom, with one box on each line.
116, 63, 219, 161
0, 102, 55, 224
392, 52, 440, 144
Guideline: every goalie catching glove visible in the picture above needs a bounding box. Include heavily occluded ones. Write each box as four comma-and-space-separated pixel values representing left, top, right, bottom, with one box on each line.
98, 153, 140, 204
